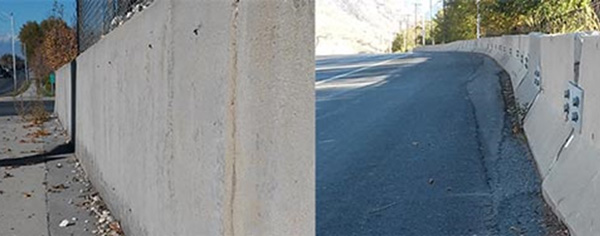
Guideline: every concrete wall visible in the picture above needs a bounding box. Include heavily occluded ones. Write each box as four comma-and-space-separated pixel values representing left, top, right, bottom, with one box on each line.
54, 63, 72, 137
416, 33, 600, 236
60, 0, 314, 235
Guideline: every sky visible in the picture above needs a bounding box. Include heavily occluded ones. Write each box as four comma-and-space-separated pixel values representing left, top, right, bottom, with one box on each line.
0, 0, 75, 55
401, 0, 443, 21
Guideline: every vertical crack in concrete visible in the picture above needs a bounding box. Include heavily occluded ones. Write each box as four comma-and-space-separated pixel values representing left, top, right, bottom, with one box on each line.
226, 1, 240, 235
545, 128, 574, 182
165, 0, 176, 208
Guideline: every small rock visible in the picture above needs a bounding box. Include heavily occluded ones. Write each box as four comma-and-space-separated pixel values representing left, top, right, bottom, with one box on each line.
71, 217, 77, 221
56, 163, 62, 168
428, 178, 435, 185
59, 219, 73, 227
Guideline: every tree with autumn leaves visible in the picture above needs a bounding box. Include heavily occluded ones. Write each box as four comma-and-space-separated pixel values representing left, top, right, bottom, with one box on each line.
431, 0, 600, 43
18, 0, 76, 93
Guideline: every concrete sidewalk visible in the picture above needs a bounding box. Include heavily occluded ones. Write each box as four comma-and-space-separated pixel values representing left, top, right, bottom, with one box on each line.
0, 116, 123, 236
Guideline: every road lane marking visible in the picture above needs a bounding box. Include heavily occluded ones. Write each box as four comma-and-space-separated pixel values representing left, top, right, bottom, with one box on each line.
315, 53, 410, 86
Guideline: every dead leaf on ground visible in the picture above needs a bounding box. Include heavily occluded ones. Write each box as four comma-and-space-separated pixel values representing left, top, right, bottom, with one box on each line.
3, 172, 14, 178
109, 221, 124, 234
51, 184, 69, 190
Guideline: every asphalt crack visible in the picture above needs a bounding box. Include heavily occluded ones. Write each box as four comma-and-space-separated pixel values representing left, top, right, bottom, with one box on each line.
463, 54, 500, 234
464, 53, 569, 236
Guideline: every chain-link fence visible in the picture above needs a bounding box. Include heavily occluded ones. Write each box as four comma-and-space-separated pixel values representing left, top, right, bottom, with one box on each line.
77, 0, 153, 53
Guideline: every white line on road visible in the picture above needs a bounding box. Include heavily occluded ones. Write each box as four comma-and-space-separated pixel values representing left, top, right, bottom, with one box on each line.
315, 53, 411, 86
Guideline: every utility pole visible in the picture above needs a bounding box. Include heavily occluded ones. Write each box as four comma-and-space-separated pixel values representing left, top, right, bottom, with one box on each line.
430, 0, 435, 45
404, 15, 408, 51
10, 13, 16, 91
414, 3, 421, 46
23, 43, 29, 81
422, 9, 426, 45
442, 0, 446, 44
476, 0, 481, 39
1, 12, 18, 92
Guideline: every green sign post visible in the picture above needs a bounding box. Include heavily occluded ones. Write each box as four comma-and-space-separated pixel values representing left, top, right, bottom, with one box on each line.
50, 72, 56, 84
50, 72, 56, 95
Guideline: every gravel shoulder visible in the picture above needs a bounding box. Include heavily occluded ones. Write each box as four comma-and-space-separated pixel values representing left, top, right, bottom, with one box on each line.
467, 53, 569, 236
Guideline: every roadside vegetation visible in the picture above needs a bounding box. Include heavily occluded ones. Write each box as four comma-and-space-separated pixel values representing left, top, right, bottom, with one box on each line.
14, 0, 76, 123
19, 0, 76, 95
393, 0, 600, 52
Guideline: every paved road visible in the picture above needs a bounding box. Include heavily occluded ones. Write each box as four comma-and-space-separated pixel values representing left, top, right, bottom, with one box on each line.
0, 101, 54, 117
0, 71, 26, 95
0, 78, 16, 95
317, 52, 554, 235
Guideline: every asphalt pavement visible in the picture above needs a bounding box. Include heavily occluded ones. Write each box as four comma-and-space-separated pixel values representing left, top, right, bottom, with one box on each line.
0, 71, 26, 96
0, 101, 54, 117
0, 78, 16, 95
316, 52, 559, 235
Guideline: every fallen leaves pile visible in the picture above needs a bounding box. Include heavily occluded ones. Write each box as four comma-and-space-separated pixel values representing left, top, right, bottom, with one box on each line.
67, 160, 124, 236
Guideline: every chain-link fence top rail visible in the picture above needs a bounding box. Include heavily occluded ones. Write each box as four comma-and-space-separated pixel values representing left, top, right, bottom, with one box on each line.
77, 0, 153, 53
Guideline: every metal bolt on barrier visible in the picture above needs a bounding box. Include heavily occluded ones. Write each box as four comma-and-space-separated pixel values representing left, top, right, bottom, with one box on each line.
573, 96, 580, 107
565, 82, 584, 132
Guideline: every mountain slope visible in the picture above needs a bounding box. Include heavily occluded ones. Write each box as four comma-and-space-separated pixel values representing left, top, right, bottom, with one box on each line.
316, 0, 402, 55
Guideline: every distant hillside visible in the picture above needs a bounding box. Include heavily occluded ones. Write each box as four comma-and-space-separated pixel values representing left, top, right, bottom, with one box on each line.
316, 0, 402, 55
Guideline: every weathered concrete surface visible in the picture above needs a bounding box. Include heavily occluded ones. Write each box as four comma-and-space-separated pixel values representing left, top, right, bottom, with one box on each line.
541, 34, 600, 236
578, 35, 600, 149
54, 64, 71, 137
515, 34, 541, 111
73, 0, 314, 235
522, 34, 574, 179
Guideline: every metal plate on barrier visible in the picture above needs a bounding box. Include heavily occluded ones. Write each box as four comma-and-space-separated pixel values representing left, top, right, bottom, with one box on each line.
533, 65, 541, 87
564, 81, 584, 132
